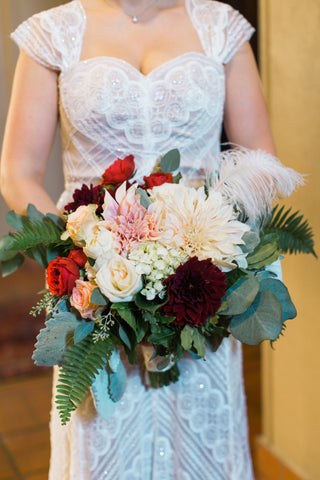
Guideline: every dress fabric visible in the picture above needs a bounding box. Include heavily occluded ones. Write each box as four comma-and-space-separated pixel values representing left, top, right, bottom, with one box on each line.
12, 1, 255, 478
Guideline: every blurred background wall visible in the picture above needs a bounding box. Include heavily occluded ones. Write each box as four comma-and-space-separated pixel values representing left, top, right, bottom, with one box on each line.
259, 1, 320, 479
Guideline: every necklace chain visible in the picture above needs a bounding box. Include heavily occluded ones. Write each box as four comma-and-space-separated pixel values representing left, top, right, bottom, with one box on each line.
106, 0, 158, 24
130, 0, 158, 23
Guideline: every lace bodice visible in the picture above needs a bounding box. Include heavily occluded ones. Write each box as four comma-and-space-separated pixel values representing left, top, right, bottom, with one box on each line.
12, 0, 254, 210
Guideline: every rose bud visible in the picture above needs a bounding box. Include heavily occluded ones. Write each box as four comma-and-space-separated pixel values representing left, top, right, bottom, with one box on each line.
102, 155, 135, 185
143, 172, 173, 189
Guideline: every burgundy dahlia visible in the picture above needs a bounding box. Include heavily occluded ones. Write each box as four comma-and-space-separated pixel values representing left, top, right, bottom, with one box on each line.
162, 257, 227, 328
64, 184, 105, 216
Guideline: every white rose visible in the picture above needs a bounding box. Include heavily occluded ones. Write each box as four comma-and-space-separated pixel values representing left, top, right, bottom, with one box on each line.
95, 255, 142, 303
83, 223, 116, 259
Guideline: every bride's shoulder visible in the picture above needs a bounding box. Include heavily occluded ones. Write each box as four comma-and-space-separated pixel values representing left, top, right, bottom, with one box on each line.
11, 1, 85, 72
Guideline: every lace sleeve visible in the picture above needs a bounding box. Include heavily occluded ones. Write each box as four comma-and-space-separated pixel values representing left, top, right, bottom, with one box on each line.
222, 6, 255, 64
11, 2, 86, 72
187, 1, 255, 64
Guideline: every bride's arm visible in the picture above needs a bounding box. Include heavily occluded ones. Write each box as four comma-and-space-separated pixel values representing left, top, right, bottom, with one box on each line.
223, 41, 276, 156
0, 51, 60, 216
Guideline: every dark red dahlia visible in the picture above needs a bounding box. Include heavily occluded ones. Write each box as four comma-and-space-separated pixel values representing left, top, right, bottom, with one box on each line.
162, 257, 227, 328
64, 184, 105, 216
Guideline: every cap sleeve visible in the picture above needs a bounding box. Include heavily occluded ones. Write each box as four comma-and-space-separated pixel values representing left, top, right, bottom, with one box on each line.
222, 6, 255, 64
187, 1, 255, 64
11, 2, 86, 72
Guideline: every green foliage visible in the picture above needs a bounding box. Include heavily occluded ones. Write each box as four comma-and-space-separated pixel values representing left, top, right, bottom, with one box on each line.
136, 188, 152, 208
90, 288, 108, 305
230, 290, 283, 345
135, 291, 169, 314
160, 149, 180, 173
223, 275, 260, 315
0, 204, 69, 272
0, 253, 24, 277
181, 325, 206, 357
33, 312, 81, 366
263, 204, 317, 257
56, 334, 112, 425
246, 233, 281, 270
9, 218, 64, 253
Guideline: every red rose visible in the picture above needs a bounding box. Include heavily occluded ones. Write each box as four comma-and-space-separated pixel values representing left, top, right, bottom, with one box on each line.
47, 257, 80, 296
143, 172, 173, 189
68, 248, 87, 268
102, 155, 135, 185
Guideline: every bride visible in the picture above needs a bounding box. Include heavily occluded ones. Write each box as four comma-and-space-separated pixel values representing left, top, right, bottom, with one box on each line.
1, 0, 276, 478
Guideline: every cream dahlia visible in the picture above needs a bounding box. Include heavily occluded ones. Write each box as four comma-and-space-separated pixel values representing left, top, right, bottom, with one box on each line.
150, 184, 250, 270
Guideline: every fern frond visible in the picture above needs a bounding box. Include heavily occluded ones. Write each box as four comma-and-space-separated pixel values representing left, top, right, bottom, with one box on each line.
264, 205, 317, 257
56, 334, 112, 425
10, 218, 64, 252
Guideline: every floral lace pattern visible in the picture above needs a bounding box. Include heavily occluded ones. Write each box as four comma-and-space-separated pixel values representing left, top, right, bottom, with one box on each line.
11, 1, 255, 478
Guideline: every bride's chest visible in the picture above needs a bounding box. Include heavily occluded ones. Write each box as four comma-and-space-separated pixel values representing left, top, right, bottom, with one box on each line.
59, 54, 226, 128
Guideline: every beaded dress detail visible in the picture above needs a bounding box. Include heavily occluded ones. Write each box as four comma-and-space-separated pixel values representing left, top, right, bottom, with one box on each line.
12, 1, 255, 478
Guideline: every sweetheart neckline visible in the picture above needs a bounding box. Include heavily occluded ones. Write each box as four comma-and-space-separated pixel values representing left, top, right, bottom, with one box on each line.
61, 50, 222, 79
73, 0, 221, 77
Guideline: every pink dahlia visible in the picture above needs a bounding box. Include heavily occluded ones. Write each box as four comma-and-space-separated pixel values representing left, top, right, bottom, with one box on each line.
102, 182, 162, 254
162, 257, 227, 327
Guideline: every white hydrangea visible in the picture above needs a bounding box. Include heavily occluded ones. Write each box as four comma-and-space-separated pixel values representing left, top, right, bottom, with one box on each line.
128, 242, 187, 300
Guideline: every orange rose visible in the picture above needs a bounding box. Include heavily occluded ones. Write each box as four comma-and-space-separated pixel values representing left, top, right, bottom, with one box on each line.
47, 257, 80, 296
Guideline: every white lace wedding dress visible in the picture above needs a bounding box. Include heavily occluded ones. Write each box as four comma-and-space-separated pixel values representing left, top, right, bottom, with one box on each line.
12, 1, 255, 478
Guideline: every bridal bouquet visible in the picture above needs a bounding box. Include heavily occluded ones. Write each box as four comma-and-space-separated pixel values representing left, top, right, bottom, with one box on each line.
0, 148, 315, 425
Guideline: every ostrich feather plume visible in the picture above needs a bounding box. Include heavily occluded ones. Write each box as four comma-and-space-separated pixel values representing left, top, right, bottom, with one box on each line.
209, 147, 304, 220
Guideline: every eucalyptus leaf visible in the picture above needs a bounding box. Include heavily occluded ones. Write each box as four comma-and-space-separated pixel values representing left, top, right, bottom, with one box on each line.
0, 235, 16, 261
259, 278, 296, 321
1, 253, 25, 277
230, 290, 283, 345
136, 188, 152, 208
223, 275, 260, 315
33, 312, 80, 366
160, 149, 180, 173
91, 355, 127, 421
27, 204, 45, 223
74, 321, 95, 344
27, 246, 48, 268
90, 288, 108, 305
6, 210, 27, 231
241, 231, 260, 254
46, 213, 66, 230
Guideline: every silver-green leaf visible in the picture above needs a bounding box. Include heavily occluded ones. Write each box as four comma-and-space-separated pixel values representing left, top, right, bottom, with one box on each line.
33, 312, 80, 366
230, 290, 283, 345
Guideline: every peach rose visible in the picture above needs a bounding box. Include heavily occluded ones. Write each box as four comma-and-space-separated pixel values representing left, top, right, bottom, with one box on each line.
63, 205, 98, 246
70, 279, 100, 320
